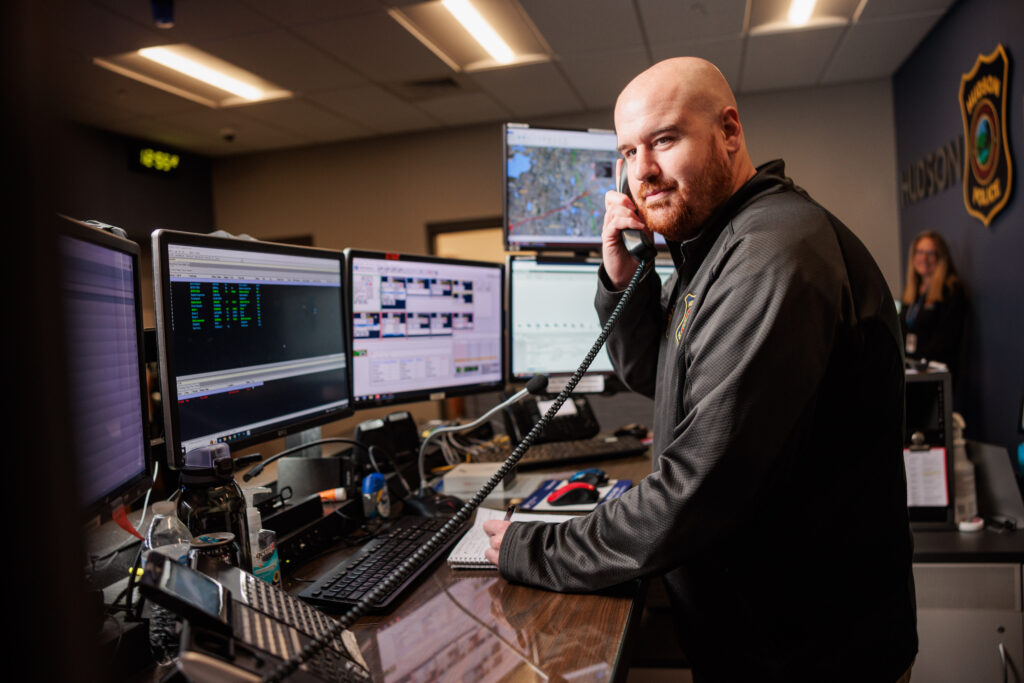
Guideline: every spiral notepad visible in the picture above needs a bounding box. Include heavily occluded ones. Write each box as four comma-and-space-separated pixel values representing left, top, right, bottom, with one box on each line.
447, 507, 574, 569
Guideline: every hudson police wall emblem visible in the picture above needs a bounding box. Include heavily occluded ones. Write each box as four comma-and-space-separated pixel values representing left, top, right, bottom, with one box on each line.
959, 44, 1013, 227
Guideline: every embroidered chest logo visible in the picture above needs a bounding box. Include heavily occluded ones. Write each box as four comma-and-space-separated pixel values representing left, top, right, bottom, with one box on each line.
959, 44, 1013, 227
675, 293, 696, 344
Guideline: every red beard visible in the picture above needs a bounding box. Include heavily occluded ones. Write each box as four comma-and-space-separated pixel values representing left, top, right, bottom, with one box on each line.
637, 146, 734, 242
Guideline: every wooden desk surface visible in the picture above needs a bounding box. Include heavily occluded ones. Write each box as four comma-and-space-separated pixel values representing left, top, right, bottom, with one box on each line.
294, 453, 654, 681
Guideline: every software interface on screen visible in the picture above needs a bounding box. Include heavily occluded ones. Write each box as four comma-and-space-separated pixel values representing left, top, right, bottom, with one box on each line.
349, 254, 503, 404
510, 258, 675, 378
60, 230, 148, 512
158, 236, 350, 460
504, 124, 667, 250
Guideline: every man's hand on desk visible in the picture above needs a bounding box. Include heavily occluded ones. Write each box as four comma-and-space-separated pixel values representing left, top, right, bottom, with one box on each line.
482, 520, 511, 566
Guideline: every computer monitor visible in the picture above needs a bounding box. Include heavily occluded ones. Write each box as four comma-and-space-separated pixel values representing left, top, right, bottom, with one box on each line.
152, 230, 353, 469
346, 250, 504, 408
508, 255, 675, 381
58, 216, 152, 519
503, 123, 667, 253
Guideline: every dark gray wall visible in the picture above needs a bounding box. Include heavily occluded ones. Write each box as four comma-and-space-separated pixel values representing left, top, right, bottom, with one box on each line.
893, 0, 1024, 460
52, 123, 215, 247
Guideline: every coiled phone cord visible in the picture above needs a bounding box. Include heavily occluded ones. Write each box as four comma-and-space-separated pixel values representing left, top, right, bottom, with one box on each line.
263, 257, 652, 682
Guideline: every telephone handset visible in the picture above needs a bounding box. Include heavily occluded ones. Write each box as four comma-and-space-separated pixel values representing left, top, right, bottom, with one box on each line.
503, 394, 600, 445
618, 162, 657, 262
139, 553, 370, 682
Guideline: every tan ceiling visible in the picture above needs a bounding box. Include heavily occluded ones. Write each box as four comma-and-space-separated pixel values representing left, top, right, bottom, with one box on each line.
47, 0, 954, 157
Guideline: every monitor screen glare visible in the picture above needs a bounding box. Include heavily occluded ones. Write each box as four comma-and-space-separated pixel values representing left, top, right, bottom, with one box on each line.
154, 232, 351, 464
503, 124, 666, 251
348, 252, 504, 406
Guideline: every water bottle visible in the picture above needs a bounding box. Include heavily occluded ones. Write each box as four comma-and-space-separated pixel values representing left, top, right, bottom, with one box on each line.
144, 500, 193, 566
176, 444, 252, 571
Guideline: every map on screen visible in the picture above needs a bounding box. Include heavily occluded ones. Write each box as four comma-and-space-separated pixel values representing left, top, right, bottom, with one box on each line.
503, 124, 665, 250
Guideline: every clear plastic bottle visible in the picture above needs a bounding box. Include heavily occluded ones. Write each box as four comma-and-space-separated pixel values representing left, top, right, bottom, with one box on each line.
951, 412, 978, 523
143, 500, 194, 567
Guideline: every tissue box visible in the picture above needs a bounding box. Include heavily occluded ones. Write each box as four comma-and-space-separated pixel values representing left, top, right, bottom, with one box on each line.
442, 462, 517, 496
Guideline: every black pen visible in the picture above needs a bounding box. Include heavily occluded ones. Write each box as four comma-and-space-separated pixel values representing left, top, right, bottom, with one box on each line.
504, 504, 516, 521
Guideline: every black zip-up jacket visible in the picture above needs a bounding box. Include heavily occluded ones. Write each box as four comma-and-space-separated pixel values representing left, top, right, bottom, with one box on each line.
499, 160, 918, 682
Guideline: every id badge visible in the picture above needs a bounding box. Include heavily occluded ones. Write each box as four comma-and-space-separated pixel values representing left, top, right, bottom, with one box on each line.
905, 332, 917, 355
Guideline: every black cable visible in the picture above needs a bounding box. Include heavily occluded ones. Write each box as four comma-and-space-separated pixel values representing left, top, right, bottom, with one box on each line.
241, 437, 377, 482
261, 256, 652, 683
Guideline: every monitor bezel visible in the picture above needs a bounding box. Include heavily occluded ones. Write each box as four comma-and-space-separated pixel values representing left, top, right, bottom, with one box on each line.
59, 215, 153, 520
345, 248, 506, 409
152, 229, 354, 469
501, 122, 668, 254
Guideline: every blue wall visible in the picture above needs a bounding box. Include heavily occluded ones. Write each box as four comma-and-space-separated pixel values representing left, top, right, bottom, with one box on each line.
893, 0, 1024, 460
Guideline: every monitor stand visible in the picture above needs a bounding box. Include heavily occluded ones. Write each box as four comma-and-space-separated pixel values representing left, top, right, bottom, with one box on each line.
285, 426, 323, 458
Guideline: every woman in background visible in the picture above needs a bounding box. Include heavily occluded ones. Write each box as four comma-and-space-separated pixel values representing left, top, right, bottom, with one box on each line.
900, 230, 968, 376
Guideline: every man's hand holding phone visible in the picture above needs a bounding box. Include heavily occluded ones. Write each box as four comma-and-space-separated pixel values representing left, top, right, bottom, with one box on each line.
602, 158, 655, 289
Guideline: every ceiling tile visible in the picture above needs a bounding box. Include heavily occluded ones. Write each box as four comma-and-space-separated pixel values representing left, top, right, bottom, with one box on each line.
42, 1, 165, 57
469, 62, 585, 119
649, 37, 745, 90
153, 106, 312, 156
821, 13, 945, 84
415, 92, 512, 126
308, 84, 440, 134
91, 0, 277, 42
292, 11, 453, 82
637, 0, 747, 44
232, 98, 372, 143
195, 29, 367, 92
857, 0, 955, 21
558, 48, 651, 110
242, 0, 383, 25
741, 25, 848, 93
518, 0, 645, 55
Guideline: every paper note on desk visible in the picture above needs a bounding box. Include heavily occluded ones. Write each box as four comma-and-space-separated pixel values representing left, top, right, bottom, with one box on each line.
447, 507, 573, 569
903, 447, 949, 506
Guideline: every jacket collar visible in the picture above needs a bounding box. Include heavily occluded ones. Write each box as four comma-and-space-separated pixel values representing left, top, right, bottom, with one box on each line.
667, 159, 791, 271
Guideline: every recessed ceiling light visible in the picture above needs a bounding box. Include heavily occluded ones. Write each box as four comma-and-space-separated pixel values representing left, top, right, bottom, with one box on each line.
390, 0, 551, 73
93, 44, 292, 108
788, 0, 816, 26
748, 0, 858, 35
442, 0, 515, 64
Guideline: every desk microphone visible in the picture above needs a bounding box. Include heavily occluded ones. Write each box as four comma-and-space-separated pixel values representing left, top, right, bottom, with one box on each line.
415, 374, 549, 495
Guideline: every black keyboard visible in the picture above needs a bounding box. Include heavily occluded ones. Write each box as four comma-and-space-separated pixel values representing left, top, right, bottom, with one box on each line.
473, 434, 648, 469
298, 515, 468, 613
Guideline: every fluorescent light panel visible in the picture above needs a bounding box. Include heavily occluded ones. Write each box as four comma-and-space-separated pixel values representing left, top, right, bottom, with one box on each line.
389, 0, 551, 73
748, 0, 860, 35
93, 44, 291, 109
442, 0, 515, 64
788, 0, 816, 25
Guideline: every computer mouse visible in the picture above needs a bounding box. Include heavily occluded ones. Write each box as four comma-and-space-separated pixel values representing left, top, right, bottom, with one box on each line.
614, 423, 649, 439
547, 482, 599, 506
569, 468, 608, 487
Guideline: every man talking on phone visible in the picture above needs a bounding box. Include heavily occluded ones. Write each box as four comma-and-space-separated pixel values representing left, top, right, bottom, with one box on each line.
483, 57, 917, 682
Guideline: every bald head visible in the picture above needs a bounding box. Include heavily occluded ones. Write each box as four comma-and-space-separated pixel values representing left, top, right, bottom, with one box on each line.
612, 57, 756, 241
616, 57, 736, 126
